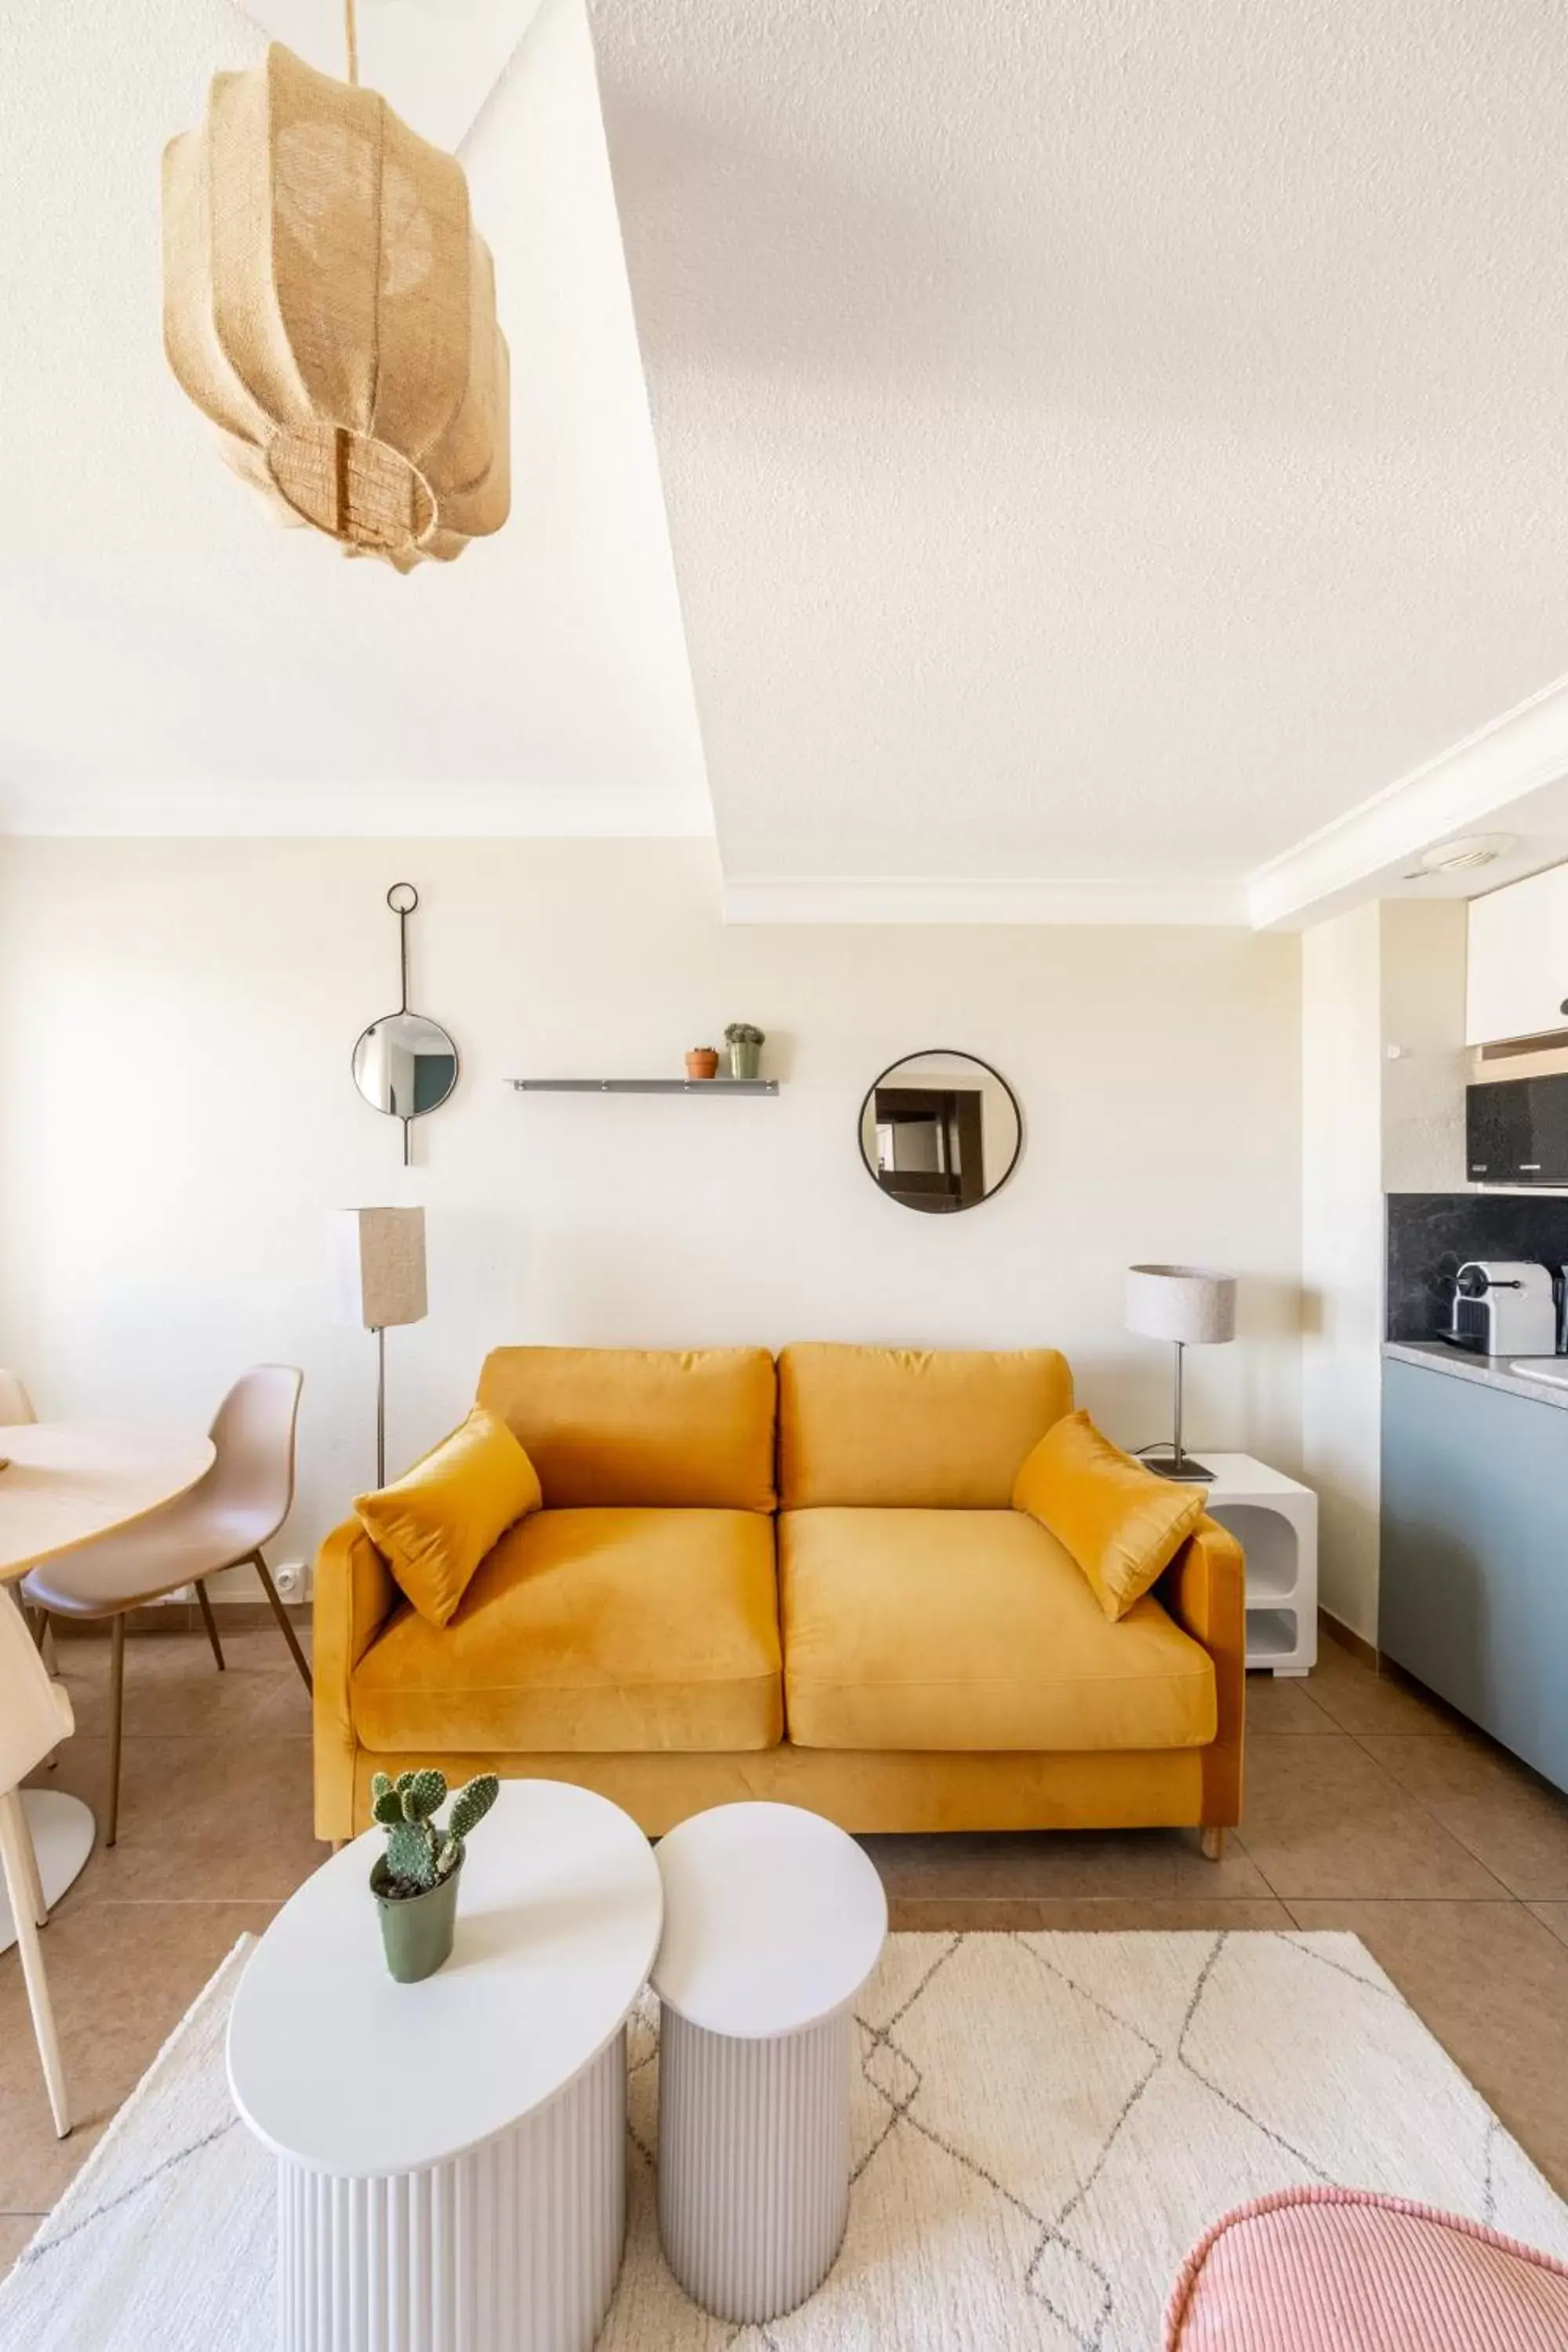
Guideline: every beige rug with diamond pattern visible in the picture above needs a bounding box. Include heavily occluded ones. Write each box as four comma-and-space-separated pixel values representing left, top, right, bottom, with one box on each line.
4, 1930, 1566, 2352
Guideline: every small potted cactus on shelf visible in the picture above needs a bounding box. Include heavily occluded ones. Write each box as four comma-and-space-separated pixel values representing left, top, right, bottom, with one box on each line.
369, 1768, 499, 1983
724, 1022, 765, 1080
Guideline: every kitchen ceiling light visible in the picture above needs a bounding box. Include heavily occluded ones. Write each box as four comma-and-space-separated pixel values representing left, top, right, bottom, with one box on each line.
162, 19, 509, 572
1420, 837, 1514, 875
1410, 834, 1519, 878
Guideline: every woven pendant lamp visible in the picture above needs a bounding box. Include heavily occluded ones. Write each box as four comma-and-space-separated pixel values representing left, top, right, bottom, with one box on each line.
162, 15, 509, 572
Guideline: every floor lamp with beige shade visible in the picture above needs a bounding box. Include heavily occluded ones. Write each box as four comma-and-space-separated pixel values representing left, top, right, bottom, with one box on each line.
1126, 1264, 1237, 1483
334, 1208, 427, 1488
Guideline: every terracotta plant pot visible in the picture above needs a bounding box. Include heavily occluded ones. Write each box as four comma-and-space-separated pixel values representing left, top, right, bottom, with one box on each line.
372, 1854, 462, 1984
685, 1047, 720, 1080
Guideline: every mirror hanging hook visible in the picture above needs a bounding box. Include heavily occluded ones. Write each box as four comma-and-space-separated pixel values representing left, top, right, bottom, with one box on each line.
387, 882, 418, 1014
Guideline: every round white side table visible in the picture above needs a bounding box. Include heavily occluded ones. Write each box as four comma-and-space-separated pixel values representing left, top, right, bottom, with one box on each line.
652, 1801, 887, 2325
227, 1780, 662, 2352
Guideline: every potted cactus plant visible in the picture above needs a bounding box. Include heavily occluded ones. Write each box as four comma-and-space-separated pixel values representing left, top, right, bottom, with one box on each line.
724, 1022, 765, 1080
369, 1768, 499, 1983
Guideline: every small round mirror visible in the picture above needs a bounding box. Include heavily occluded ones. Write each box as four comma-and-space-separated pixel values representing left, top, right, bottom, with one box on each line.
352, 1012, 459, 1123
858, 1050, 1022, 1214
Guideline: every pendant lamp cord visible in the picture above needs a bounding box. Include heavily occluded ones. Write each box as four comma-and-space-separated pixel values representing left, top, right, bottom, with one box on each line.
332, 0, 360, 537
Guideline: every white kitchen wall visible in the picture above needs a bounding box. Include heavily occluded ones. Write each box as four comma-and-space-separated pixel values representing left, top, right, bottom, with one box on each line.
1301, 898, 1468, 1642
0, 839, 1302, 1574
1301, 902, 1386, 1640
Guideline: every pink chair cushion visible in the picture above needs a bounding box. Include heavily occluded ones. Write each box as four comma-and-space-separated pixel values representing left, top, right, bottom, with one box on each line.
1164, 2187, 1568, 2352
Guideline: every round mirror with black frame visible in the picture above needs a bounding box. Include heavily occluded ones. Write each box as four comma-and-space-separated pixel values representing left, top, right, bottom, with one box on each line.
858, 1050, 1022, 1214
352, 884, 459, 1163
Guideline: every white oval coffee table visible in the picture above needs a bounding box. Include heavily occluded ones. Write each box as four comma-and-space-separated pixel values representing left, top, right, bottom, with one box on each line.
228, 1780, 662, 2352
652, 1801, 887, 2324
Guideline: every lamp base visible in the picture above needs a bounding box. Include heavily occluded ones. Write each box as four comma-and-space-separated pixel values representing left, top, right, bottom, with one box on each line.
1139, 1450, 1214, 1483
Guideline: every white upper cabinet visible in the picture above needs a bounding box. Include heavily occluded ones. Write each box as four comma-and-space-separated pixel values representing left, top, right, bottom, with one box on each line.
1465, 863, 1568, 1046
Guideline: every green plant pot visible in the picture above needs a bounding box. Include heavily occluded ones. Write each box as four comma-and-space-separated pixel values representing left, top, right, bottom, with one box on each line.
728, 1040, 761, 1080
372, 1854, 462, 1984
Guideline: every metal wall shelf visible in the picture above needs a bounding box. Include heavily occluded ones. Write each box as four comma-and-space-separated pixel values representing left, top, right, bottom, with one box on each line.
510, 1079, 779, 1096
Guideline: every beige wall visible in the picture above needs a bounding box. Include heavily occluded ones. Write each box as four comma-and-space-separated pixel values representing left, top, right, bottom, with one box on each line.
0, 840, 1302, 1576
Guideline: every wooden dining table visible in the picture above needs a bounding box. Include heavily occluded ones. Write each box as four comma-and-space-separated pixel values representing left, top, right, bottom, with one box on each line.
0, 1421, 216, 1955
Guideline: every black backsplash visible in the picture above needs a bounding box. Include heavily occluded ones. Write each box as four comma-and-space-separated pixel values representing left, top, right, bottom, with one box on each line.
1385, 1193, 1568, 1341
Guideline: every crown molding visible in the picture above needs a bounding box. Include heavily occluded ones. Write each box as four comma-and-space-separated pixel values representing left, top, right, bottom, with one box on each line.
1247, 673, 1568, 929
721, 875, 1249, 926
0, 782, 716, 840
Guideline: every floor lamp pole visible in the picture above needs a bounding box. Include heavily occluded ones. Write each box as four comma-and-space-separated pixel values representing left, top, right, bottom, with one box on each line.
375, 1325, 386, 1489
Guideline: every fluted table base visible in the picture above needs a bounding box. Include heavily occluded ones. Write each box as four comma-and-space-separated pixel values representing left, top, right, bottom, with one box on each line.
657, 2006, 852, 2324
277, 2027, 626, 2352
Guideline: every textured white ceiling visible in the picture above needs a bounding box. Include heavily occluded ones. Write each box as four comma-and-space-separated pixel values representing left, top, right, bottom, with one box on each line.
0, 0, 711, 834
3, 0, 1566, 903
591, 0, 1568, 887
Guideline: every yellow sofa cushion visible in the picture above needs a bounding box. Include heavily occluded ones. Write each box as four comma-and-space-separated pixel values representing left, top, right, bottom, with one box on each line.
351, 1506, 783, 1753
779, 1344, 1074, 1508
476, 1346, 777, 1511
779, 1506, 1214, 1751
1014, 1410, 1207, 1621
354, 1406, 542, 1629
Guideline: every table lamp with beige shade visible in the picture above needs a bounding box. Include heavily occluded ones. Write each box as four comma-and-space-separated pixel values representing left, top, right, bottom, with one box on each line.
1125, 1264, 1237, 1483
334, 1208, 427, 1488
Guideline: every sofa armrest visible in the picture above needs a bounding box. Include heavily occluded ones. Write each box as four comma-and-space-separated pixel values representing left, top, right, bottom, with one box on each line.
312, 1518, 399, 1842
1159, 1515, 1245, 1827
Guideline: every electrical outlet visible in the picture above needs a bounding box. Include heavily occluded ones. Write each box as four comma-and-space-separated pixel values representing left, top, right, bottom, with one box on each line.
271, 1561, 308, 1602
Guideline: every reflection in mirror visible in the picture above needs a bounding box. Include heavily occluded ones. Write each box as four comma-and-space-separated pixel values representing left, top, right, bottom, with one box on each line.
858, 1051, 1022, 1214
352, 1013, 459, 1123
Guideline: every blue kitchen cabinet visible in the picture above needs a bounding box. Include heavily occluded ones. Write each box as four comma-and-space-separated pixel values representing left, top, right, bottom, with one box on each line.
1381, 1357, 1568, 1795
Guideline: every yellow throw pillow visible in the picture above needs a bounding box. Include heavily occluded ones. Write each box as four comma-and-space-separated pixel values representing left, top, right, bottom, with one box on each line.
1012, 1409, 1207, 1621
355, 1406, 542, 1628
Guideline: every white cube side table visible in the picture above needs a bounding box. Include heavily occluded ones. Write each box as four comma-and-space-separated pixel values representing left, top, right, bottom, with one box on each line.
1196, 1453, 1319, 1678
652, 1802, 887, 2326
227, 1781, 662, 2352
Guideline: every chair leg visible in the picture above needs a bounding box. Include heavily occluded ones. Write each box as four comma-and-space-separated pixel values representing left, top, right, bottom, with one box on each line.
14, 1792, 47, 1928
194, 1581, 226, 1672
0, 1788, 69, 2136
252, 1554, 312, 1695
106, 1616, 126, 1849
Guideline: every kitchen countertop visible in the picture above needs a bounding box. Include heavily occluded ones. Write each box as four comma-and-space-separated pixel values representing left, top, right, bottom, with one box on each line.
1384, 1338, 1568, 1410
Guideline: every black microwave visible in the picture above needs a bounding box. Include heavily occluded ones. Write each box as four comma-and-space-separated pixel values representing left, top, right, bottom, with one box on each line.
1467, 1074, 1568, 1186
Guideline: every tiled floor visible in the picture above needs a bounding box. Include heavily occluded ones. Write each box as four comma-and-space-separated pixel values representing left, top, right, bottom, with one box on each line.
6, 1624, 1568, 2256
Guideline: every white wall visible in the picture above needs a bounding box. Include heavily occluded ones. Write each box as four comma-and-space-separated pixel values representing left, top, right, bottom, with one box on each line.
1301, 897, 1468, 1642
1301, 903, 1385, 1640
0, 840, 1302, 1576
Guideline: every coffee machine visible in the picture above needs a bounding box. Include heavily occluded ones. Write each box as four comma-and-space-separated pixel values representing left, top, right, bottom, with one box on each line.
1447, 1262, 1557, 1356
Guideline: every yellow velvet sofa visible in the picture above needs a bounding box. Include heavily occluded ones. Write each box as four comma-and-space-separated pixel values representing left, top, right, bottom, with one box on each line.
313, 1344, 1244, 1848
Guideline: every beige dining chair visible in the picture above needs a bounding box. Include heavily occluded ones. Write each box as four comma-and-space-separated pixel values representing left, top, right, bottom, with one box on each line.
0, 1587, 73, 2136
21, 1367, 310, 1846
0, 1370, 56, 1664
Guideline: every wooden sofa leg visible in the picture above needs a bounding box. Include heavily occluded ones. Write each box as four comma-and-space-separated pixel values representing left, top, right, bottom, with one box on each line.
1200, 1826, 1226, 1863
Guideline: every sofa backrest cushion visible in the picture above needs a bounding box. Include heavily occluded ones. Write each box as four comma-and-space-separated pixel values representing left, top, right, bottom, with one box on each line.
476, 1346, 778, 1511
778, 1343, 1074, 1508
